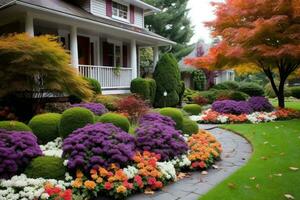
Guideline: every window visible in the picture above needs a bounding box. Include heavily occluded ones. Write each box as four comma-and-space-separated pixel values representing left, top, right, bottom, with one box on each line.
112, 1, 128, 21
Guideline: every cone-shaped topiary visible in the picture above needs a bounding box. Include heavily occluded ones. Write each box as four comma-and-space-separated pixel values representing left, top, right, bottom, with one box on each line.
59, 107, 94, 138
0, 121, 31, 131
159, 107, 184, 129
183, 104, 202, 115
97, 112, 130, 132
181, 118, 199, 136
25, 156, 66, 180
153, 53, 182, 107
28, 113, 61, 144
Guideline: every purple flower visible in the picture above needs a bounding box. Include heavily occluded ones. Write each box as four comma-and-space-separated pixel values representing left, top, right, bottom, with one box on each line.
248, 96, 273, 112
63, 123, 136, 173
0, 129, 42, 179
139, 113, 176, 128
71, 103, 108, 115
135, 123, 188, 161
212, 100, 253, 114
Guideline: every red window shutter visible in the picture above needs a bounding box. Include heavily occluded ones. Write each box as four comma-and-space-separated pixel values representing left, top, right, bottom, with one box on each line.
106, 0, 112, 17
130, 5, 135, 24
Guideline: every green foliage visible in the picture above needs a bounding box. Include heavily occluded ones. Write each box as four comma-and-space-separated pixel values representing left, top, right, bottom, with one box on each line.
183, 89, 201, 104
130, 78, 156, 105
0, 121, 31, 131
228, 91, 250, 101
183, 104, 202, 115
264, 81, 291, 98
238, 82, 264, 97
25, 156, 66, 180
159, 107, 184, 129
144, 0, 194, 60
93, 95, 121, 111
97, 113, 130, 132
213, 81, 239, 90
199, 90, 218, 104
140, 47, 153, 77
192, 70, 206, 91
59, 107, 95, 138
28, 113, 61, 144
290, 86, 300, 99
178, 81, 185, 105
83, 77, 102, 94
0, 34, 93, 99
181, 118, 199, 136
153, 54, 182, 107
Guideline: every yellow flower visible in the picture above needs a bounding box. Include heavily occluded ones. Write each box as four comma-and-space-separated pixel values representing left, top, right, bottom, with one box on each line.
91, 174, 98, 180
72, 178, 83, 188
84, 180, 96, 190
96, 177, 103, 183
116, 185, 127, 193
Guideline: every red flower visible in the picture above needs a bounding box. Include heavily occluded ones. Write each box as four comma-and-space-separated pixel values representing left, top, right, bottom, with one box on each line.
154, 181, 163, 189
123, 180, 133, 189
199, 161, 206, 168
148, 158, 157, 167
147, 177, 156, 185
134, 175, 143, 188
191, 162, 199, 168
104, 182, 113, 190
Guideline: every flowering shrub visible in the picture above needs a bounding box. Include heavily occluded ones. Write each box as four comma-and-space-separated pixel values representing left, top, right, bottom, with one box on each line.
117, 95, 149, 122
135, 123, 188, 161
71, 102, 108, 115
188, 130, 222, 169
139, 112, 176, 128
212, 100, 253, 114
63, 123, 136, 173
0, 130, 42, 179
248, 96, 273, 112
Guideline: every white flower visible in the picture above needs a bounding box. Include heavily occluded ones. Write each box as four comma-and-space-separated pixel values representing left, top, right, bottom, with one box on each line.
40, 193, 50, 199
189, 115, 200, 121
217, 115, 228, 123
40, 137, 63, 158
157, 161, 177, 181
123, 166, 138, 179
63, 160, 69, 166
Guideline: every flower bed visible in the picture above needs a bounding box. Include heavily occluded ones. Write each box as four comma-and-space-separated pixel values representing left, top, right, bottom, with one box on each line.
191, 108, 300, 124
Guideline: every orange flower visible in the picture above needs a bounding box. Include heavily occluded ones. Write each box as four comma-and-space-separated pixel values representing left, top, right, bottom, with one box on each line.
84, 180, 96, 190
116, 185, 127, 193
90, 169, 97, 175
72, 178, 83, 188
99, 167, 109, 177
76, 170, 84, 178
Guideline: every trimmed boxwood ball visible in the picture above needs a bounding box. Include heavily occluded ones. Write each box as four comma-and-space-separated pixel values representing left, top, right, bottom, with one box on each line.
25, 156, 66, 180
238, 82, 264, 97
97, 112, 130, 132
28, 113, 61, 144
183, 104, 202, 115
0, 121, 31, 131
159, 107, 184, 129
59, 107, 95, 138
181, 118, 199, 136
84, 77, 102, 94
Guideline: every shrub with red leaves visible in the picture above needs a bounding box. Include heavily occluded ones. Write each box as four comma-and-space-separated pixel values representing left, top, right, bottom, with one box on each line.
117, 95, 149, 122
192, 96, 209, 106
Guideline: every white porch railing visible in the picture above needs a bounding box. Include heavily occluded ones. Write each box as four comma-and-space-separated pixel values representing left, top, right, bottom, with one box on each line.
78, 65, 132, 89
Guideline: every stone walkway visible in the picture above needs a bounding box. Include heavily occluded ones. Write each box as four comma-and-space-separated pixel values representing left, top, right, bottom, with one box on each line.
129, 126, 252, 200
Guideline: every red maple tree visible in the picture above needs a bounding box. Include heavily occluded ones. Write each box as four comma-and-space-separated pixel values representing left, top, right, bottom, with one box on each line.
186, 0, 300, 108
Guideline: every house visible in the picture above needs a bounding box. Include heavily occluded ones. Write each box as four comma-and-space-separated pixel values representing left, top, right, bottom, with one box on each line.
0, 0, 175, 94
179, 40, 235, 89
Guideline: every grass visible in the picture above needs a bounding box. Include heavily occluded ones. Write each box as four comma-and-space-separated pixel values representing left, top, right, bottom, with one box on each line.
271, 99, 300, 110
200, 120, 300, 200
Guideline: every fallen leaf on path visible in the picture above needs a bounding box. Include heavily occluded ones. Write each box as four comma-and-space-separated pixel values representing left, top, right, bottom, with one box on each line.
289, 167, 299, 171
177, 172, 187, 180
284, 194, 295, 199
212, 165, 219, 169
201, 171, 208, 175
144, 190, 154, 195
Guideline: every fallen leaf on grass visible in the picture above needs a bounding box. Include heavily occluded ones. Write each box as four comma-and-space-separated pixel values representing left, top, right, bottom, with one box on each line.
261, 156, 268, 160
249, 176, 256, 180
244, 185, 251, 189
227, 182, 236, 189
256, 184, 260, 189
263, 141, 269, 144
274, 173, 283, 177
280, 152, 285, 156
284, 194, 295, 199
289, 167, 299, 171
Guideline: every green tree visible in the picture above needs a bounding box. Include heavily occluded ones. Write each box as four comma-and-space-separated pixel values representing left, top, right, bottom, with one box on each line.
144, 0, 194, 60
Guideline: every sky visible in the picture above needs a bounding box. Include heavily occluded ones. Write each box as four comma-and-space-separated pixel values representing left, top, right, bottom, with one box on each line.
187, 0, 224, 44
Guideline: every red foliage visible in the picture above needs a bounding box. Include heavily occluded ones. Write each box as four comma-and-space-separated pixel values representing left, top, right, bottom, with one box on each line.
117, 95, 149, 122
193, 96, 209, 105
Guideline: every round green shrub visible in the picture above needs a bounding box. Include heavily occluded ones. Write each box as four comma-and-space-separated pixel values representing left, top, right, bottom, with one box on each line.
228, 91, 249, 101
290, 86, 300, 99
238, 82, 264, 96
84, 77, 102, 94
97, 112, 130, 132
183, 104, 202, 115
130, 78, 157, 105
153, 54, 182, 107
25, 156, 66, 180
159, 107, 184, 129
0, 121, 31, 131
264, 81, 292, 98
59, 107, 95, 138
198, 90, 217, 104
181, 118, 199, 136
28, 113, 61, 144
213, 81, 239, 90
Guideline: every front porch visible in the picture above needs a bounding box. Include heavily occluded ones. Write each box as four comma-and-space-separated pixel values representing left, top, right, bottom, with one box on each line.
0, 3, 169, 94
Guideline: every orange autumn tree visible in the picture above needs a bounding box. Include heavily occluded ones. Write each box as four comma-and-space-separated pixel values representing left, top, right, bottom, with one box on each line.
185, 0, 300, 108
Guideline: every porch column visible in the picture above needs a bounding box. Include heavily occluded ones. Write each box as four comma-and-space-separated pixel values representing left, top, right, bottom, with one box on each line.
131, 39, 137, 79
70, 26, 79, 69
25, 13, 34, 37
153, 46, 159, 71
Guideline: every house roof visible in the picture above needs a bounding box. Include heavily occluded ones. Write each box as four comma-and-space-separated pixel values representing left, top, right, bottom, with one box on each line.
0, 0, 175, 45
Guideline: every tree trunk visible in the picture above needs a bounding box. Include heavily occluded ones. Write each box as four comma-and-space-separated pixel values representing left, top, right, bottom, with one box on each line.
277, 79, 286, 108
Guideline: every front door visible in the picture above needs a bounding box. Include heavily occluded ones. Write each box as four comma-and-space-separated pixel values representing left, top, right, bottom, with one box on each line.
78, 36, 90, 65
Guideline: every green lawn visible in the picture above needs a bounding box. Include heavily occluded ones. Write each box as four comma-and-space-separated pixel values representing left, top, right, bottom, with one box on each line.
200, 120, 300, 200
271, 100, 300, 110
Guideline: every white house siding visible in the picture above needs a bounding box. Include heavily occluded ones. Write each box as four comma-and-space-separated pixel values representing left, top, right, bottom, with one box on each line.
91, 0, 106, 17
135, 7, 144, 27
78, 0, 91, 12
215, 70, 235, 84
